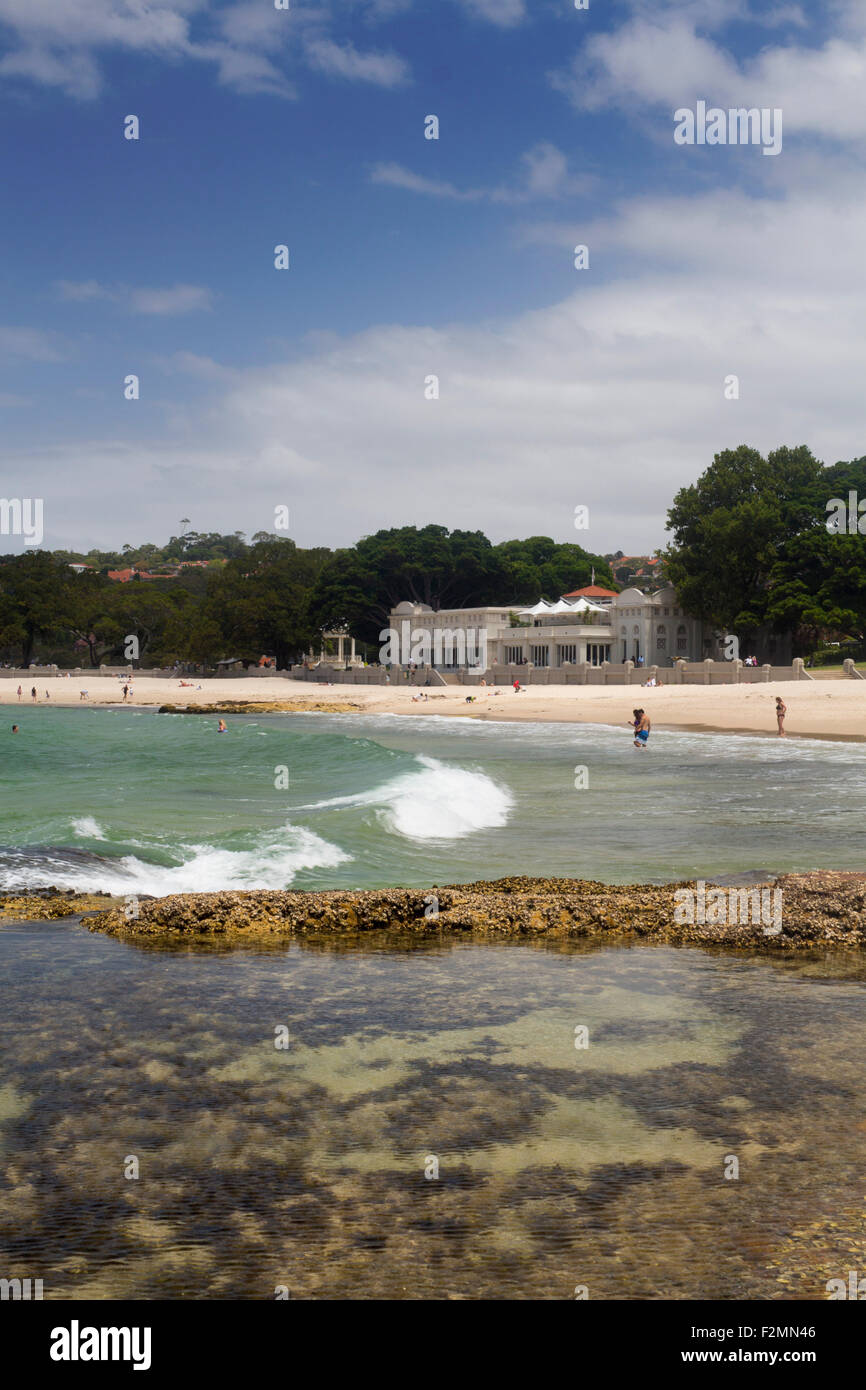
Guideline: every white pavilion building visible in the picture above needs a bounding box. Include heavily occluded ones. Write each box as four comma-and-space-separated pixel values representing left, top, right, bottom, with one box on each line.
388, 585, 711, 670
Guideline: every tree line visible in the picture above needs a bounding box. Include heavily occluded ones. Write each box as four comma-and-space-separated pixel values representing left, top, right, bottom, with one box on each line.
3, 445, 864, 669
0, 527, 614, 668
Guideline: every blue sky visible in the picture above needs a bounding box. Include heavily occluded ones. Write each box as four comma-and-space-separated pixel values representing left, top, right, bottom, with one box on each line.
1, 0, 865, 554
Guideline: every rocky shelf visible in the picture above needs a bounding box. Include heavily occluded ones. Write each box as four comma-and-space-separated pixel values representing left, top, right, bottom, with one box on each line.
77, 872, 866, 949
157, 700, 364, 715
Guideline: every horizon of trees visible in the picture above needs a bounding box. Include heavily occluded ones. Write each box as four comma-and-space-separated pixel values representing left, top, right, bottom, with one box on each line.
3, 447, 865, 669
0, 527, 615, 668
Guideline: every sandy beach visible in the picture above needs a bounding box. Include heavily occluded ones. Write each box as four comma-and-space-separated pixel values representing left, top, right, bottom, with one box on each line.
3, 673, 865, 740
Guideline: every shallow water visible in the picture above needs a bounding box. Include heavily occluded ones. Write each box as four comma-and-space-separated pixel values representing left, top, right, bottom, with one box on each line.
1, 917, 863, 1299
2, 708, 866, 892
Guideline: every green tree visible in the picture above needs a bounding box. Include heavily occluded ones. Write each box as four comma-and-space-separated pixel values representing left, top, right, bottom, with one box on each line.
0, 552, 74, 665
664, 444, 825, 633
206, 539, 331, 666
310, 526, 502, 644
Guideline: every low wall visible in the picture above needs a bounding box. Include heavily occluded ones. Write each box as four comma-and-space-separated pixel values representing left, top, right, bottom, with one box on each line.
290, 664, 390, 685
437, 659, 813, 686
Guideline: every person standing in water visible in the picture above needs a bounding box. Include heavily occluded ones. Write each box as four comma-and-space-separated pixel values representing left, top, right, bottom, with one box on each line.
775, 697, 787, 736
630, 708, 651, 748
217, 719, 227, 733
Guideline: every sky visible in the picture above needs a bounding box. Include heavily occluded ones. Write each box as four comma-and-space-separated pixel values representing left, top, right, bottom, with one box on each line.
1, 0, 865, 556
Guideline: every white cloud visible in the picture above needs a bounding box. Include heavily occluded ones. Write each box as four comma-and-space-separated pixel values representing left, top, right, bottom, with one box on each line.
11, 178, 866, 554
56, 280, 112, 302
128, 285, 215, 315
0, 0, 201, 49
371, 162, 487, 200
371, 143, 590, 203
0, 43, 102, 97
55, 281, 214, 314
552, 7, 866, 142
0, 0, 407, 98
0, 326, 64, 361
455, 0, 526, 28
522, 142, 570, 196
304, 38, 410, 86
193, 40, 296, 97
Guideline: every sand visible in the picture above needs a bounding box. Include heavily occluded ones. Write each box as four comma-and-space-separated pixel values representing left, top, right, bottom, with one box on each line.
2, 673, 865, 740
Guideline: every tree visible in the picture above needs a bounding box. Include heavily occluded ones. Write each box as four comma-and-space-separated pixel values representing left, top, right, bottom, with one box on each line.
0, 553, 74, 665
206, 539, 331, 666
309, 526, 614, 646
664, 444, 825, 633
310, 526, 502, 643
494, 537, 614, 601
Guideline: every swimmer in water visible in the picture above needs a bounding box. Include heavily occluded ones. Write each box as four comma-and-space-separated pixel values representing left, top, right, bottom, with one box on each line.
630, 708, 651, 748
217, 719, 227, 733
11, 725, 19, 733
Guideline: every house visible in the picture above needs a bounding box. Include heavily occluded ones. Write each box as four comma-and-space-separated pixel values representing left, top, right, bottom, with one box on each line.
388, 584, 714, 670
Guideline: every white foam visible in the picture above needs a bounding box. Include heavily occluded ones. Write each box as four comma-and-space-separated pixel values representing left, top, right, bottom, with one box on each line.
70, 816, 107, 840
3, 825, 350, 895
299, 754, 513, 841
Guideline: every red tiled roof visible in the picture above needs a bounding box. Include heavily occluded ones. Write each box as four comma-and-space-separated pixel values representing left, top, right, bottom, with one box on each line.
564, 585, 619, 598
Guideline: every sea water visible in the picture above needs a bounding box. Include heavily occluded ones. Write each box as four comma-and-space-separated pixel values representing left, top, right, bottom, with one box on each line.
0, 917, 863, 1299
2, 708, 865, 1300
1, 707, 865, 892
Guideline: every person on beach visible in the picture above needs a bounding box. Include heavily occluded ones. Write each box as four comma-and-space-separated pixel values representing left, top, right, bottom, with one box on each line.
122, 684, 129, 701
630, 708, 651, 748
775, 697, 787, 736
513, 678, 521, 692
45, 690, 50, 701
30, 686, 36, 701
217, 719, 228, 733
79, 690, 88, 700
16, 685, 21, 701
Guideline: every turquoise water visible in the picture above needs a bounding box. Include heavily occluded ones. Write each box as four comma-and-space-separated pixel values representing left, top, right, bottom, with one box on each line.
2, 709, 865, 1302
2, 707, 866, 892
0, 917, 863, 1299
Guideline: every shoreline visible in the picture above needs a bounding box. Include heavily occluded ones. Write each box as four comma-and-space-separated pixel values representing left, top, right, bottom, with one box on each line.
3, 674, 866, 741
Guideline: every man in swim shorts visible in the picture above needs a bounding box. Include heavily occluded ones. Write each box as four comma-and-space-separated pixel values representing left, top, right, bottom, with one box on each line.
631, 708, 651, 748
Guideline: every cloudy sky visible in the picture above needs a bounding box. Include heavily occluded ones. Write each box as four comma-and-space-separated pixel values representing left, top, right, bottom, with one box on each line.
1, 0, 865, 554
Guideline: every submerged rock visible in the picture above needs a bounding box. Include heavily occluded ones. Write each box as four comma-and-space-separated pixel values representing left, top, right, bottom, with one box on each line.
158, 701, 364, 715
0, 890, 115, 920
85, 872, 866, 949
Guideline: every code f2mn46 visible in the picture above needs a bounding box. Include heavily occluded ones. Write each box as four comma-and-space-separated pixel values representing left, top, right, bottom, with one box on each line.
691, 1326, 815, 1340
